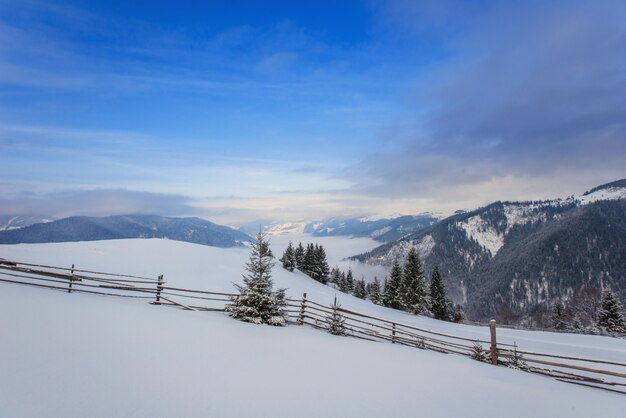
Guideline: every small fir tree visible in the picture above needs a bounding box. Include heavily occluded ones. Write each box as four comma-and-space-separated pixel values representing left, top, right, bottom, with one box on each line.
301, 243, 316, 277
453, 304, 464, 323
383, 260, 403, 309
345, 268, 355, 293
551, 302, 567, 330
337, 271, 349, 292
369, 277, 383, 305
312, 245, 330, 284
329, 266, 342, 286
429, 265, 451, 321
471, 341, 489, 363
225, 230, 287, 326
294, 242, 305, 269
399, 247, 427, 314
506, 343, 528, 370
326, 296, 347, 336
280, 241, 297, 272
598, 290, 625, 333
353, 278, 367, 299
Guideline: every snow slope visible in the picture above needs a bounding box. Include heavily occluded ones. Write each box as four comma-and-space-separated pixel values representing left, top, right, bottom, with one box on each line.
1, 238, 625, 417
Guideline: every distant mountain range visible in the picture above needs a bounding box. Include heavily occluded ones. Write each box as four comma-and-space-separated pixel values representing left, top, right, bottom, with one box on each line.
0, 214, 251, 248
254, 213, 440, 242
352, 179, 626, 326
0, 215, 51, 231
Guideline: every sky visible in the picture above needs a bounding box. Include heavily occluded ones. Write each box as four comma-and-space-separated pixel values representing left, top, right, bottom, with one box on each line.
1, 0, 625, 225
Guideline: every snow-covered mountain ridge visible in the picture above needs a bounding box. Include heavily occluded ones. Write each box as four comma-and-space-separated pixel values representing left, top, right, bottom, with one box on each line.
261, 213, 440, 242
353, 179, 626, 326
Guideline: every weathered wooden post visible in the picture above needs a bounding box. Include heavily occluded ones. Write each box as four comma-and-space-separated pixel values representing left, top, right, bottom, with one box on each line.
155, 274, 164, 304
391, 322, 397, 344
298, 292, 307, 325
68, 264, 75, 293
489, 319, 498, 365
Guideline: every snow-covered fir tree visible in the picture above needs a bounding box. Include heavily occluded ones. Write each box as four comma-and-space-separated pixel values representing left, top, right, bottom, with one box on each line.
344, 268, 355, 293
329, 266, 342, 286
337, 271, 349, 292
294, 242, 305, 269
368, 277, 382, 305
429, 265, 451, 321
470, 341, 489, 363
280, 241, 297, 272
506, 343, 528, 370
551, 302, 567, 330
353, 278, 367, 299
301, 243, 316, 277
383, 260, 403, 309
598, 290, 625, 333
399, 247, 427, 315
453, 304, 464, 323
225, 230, 287, 326
311, 245, 330, 284
325, 296, 347, 336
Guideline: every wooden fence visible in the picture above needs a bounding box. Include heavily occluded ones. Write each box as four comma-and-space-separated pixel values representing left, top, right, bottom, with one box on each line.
1, 257, 625, 395
0, 257, 237, 312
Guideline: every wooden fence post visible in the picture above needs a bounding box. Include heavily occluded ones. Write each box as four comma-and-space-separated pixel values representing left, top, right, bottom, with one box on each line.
155, 274, 164, 304
391, 322, 397, 343
68, 264, 75, 293
298, 292, 307, 325
490, 319, 498, 365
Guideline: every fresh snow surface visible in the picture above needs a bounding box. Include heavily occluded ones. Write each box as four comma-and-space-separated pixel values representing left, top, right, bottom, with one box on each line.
1, 238, 626, 417
359, 212, 406, 222
578, 186, 626, 205
457, 215, 504, 257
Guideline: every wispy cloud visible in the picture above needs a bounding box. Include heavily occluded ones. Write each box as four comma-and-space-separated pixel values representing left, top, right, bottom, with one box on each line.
0, 189, 197, 219
349, 0, 626, 206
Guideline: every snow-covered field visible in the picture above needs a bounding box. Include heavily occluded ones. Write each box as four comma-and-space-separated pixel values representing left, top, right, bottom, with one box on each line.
1, 237, 625, 417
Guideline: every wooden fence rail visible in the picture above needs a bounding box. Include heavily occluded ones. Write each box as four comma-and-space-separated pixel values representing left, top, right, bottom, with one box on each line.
1, 257, 624, 395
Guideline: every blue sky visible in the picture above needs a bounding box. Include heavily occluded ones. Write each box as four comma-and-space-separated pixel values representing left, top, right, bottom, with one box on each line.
1, 0, 625, 224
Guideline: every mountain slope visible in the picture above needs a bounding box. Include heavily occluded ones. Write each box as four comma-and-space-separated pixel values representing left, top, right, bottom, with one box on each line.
302, 214, 439, 242
0, 214, 251, 248
0, 214, 51, 231
353, 180, 626, 325
1, 238, 625, 418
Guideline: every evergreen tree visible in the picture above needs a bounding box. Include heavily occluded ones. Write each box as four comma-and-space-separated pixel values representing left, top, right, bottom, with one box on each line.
369, 277, 383, 305
453, 304, 464, 323
429, 265, 451, 321
345, 268, 355, 293
294, 242, 305, 269
329, 266, 342, 286
399, 248, 427, 314
280, 241, 297, 272
337, 271, 349, 293
312, 245, 330, 284
470, 341, 488, 362
598, 290, 625, 332
353, 278, 367, 299
326, 296, 346, 336
383, 260, 403, 309
301, 243, 316, 277
506, 343, 528, 370
552, 302, 567, 330
225, 230, 286, 326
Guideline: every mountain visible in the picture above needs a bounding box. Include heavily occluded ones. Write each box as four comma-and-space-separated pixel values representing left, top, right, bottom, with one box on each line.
352, 180, 626, 326
302, 214, 439, 242
0, 214, 252, 248
0, 215, 52, 231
